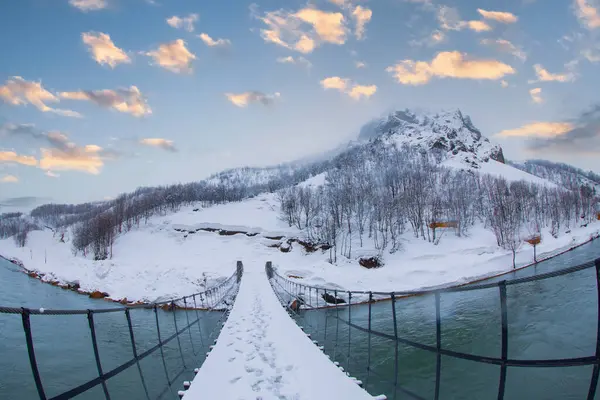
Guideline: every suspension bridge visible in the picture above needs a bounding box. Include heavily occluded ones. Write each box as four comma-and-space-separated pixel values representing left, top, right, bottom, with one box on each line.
1, 256, 600, 399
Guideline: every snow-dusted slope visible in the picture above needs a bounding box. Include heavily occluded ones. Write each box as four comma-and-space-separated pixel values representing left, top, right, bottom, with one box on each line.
509, 159, 600, 193
359, 109, 505, 169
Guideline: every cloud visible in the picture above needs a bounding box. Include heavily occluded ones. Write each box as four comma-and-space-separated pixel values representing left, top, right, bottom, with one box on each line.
46, 171, 59, 178
531, 64, 575, 82
59, 86, 151, 117
477, 9, 518, 23
495, 122, 575, 138
1, 123, 81, 151
352, 6, 372, 40
355, 61, 367, 68
69, 0, 106, 12
409, 30, 446, 47
347, 84, 377, 100
0, 151, 38, 166
139, 138, 177, 152
166, 14, 199, 32
1, 126, 116, 174
0, 77, 81, 117
276, 56, 312, 68
145, 39, 196, 73
574, 0, 600, 29
529, 87, 543, 103
466, 20, 492, 32
501, 80, 509, 88
253, 5, 348, 53
386, 51, 515, 85
0, 175, 18, 183
82, 32, 130, 68
500, 106, 600, 155
480, 38, 527, 61
437, 6, 491, 32
295, 8, 347, 44
39, 145, 104, 175
225, 91, 281, 107
198, 33, 232, 47
320, 76, 377, 100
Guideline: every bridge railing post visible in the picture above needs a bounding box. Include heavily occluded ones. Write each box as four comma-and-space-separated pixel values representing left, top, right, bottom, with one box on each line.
434, 292, 441, 400
87, 310, 110, 400
21, 308, 46, 400
266, 261, 273, 280
237, 261, 243, 283
587, 258, 600, 400
498, 281, 508, 400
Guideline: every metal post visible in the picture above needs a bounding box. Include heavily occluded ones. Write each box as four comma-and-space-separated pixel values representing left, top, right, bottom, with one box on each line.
367, 292, 373, 387
87, 310, 111, 400
334, 289, 340, 362
324, 291, 329, 351
391, 293, 399, 398
587, 258, 600, 399
434, 292, 442, 400
348, 292, 352, 369
125, 309, 151, 400
183, 298, 197, 356
154, 305, 171, 386
172, 302, 187, 368
498, 281, 508, 400
21, 308, 47, 400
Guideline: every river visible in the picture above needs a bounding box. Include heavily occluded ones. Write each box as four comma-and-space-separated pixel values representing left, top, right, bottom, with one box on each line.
0, 257, 225, 400
293, 239, 600, 399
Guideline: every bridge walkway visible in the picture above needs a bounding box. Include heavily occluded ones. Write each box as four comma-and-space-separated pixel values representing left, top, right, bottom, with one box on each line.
184, 263, 374, 399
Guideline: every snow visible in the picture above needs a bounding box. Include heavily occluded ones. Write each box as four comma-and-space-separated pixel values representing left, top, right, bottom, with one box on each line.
1, 188, 598, 306
184, 263, 374, 400
477, 159, 557, 186
298, 172, 327, 188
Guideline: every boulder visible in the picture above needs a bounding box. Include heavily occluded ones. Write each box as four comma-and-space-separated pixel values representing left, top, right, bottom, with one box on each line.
321, 293, 346, 304
89, 291, 109, 299
359, 257, 383, 269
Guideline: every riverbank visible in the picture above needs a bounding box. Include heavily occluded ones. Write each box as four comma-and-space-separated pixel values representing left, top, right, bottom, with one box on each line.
1, 193, 599, 305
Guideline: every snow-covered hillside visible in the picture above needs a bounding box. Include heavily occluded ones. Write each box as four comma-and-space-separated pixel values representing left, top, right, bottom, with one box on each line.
359, 109, 505, 170
1, 108, 598, 304
509, 159, 600, 193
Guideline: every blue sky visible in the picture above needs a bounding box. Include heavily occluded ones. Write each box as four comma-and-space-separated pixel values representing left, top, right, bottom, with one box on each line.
1, 0, 599, 204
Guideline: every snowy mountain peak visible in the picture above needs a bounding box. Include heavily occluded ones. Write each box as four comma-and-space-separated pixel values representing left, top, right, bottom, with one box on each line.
358, 109, 505, 169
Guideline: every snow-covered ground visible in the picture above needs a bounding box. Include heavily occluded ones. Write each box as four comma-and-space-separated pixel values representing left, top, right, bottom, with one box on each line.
185, 263, 374, 399
1, 188, 598, 304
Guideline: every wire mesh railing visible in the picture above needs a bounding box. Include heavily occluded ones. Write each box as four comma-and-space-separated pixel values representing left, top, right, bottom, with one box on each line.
0, 261, 244, 400
267, 258, 600, 400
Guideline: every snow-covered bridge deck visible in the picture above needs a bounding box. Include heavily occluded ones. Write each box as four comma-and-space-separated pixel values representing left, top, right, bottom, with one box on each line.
183, 263, 374, 399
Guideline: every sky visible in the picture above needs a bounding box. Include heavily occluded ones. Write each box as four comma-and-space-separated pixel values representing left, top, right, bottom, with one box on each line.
1, 0, 599, 205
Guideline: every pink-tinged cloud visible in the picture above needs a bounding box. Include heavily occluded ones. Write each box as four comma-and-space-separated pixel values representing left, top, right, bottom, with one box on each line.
254, 6, 348, 53
167, 14, 199, 32
0, 175, 19, 183
529, 88, 543, 103
0, 151, 38, 166
495, 122, 575, 138
320, 76, 377, 100
477, 9, 518, 23
139, 138, 177, 152
352, 6, 372, 40
225, 91, 281, 107
69, 0, 106, 12
145, 39, 196, 73
198, 33, 232, 47
386, 51, 515, 85
82, 32, 131, 68
59, 86, 151, 117
574, 0, 600, 29
0, 77, 81, 117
